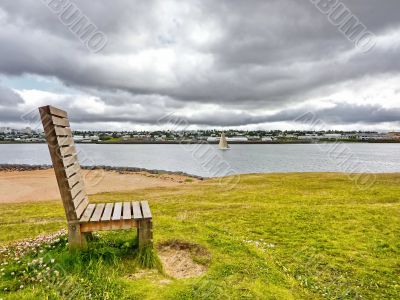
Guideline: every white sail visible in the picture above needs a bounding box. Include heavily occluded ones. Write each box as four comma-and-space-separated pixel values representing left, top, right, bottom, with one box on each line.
218, 132, 230, 150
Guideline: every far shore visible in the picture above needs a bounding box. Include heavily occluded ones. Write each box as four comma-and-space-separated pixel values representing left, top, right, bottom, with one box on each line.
1, 140, 400, 145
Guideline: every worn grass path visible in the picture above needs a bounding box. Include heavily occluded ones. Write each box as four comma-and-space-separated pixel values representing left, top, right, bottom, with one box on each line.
0, 173, 399, 299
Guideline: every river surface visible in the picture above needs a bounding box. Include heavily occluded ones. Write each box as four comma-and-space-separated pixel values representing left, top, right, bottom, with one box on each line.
1, 143, 399, 177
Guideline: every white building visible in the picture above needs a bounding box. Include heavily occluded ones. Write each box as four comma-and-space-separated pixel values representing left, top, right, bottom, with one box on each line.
355, 133, 385, 140
227, 137, 248, 142
207, 137, 219, 142
73, 135, 84, 142
262, 137, 273, 141
323, 134, 342, 139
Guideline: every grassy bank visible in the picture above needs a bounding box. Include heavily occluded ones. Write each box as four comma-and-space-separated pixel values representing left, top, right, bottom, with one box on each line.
0, 173, 399, 299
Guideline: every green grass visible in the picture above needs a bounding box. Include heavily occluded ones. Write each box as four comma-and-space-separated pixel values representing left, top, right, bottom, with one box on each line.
101, 137, 124, 143
0, 173, 399, 299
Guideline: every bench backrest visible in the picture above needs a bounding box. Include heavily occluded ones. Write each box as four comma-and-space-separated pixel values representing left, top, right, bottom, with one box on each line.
39, 105, 89, 222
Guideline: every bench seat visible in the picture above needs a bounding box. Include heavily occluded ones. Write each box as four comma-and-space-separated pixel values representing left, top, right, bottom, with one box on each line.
79, 201, 152, 232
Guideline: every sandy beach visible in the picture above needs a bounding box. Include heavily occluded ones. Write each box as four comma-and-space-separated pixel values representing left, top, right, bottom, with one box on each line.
0, 169, 197, 204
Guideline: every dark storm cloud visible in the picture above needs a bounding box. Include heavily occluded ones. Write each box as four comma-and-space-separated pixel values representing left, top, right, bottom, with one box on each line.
0, 0, 399, 127
267, 103, 400, 125
0, 85, 24, 105
161, 103, 400, 126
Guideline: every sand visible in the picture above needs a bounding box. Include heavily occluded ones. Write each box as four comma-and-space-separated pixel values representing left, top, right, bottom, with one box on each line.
0, 169, 195, 204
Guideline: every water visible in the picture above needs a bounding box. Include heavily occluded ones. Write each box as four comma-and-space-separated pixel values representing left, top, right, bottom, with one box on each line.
0, 143, 399, 177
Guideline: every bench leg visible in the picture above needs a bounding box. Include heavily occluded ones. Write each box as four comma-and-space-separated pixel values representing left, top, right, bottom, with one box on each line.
138, 219, 153, 249
68, 223, 87, 249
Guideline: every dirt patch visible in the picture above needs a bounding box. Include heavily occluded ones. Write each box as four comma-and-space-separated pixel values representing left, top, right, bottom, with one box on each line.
157, 240, 211, 279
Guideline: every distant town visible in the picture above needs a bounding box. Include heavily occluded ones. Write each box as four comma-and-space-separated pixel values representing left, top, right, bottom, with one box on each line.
1, 127, 400, 144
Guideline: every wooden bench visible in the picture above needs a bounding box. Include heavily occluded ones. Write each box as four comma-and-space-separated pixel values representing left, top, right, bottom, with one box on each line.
39, 105, 153, 250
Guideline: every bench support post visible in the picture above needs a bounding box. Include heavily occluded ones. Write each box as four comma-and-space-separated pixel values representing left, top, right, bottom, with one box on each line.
68, 223, 88, 249
138, 219, 153, 249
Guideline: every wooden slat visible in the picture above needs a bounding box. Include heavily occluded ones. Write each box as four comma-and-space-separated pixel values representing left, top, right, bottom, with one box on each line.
62, 155, 77, 168
122, 202, 131, 220
78, 198, 89, 213
101, 203, 114, 221
51, 116, 70, 127
72, 192, 86, 208
70, 181, 84, 199
55, 127, 72, 137
60, 146, 77, 157
140, 201, 152, 219
49, 106, 68, 118
80, 219, 138, 232
57, 136, 74, 147
75, 200, 88, 219
67, 172, 81, 189
39, 106, 78, 221
112, 202, 122, 221
80, 204, 95, 222
90, 204, 105, 222
132, 201, 143, 220
65, 163, 80, 178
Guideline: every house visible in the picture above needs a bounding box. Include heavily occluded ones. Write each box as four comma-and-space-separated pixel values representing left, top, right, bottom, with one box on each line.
227, 137, 248, 142
298, 134, 319, 140
207, 137, 219, 142
323, 134, 342, 139
355, 133, 385, 140
73, 135, 84, 142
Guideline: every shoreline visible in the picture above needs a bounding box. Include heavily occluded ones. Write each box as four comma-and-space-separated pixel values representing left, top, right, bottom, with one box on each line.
0, 164, 204, 180
1, 164, 399, 177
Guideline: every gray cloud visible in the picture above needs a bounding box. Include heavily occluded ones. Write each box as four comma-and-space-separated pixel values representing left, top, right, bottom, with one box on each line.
0, 85, 24, 105
267, 103, 400, 125
0, 0, 399, 128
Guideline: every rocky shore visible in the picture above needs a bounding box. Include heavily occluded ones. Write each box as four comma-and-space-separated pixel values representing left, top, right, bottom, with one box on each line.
0, 164, 204, 180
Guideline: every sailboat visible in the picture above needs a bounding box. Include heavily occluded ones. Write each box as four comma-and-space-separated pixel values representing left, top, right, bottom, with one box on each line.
218, 132, 230, 150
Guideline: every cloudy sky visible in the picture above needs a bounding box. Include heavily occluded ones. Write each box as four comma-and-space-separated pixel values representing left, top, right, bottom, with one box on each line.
0, 0, 399, 131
